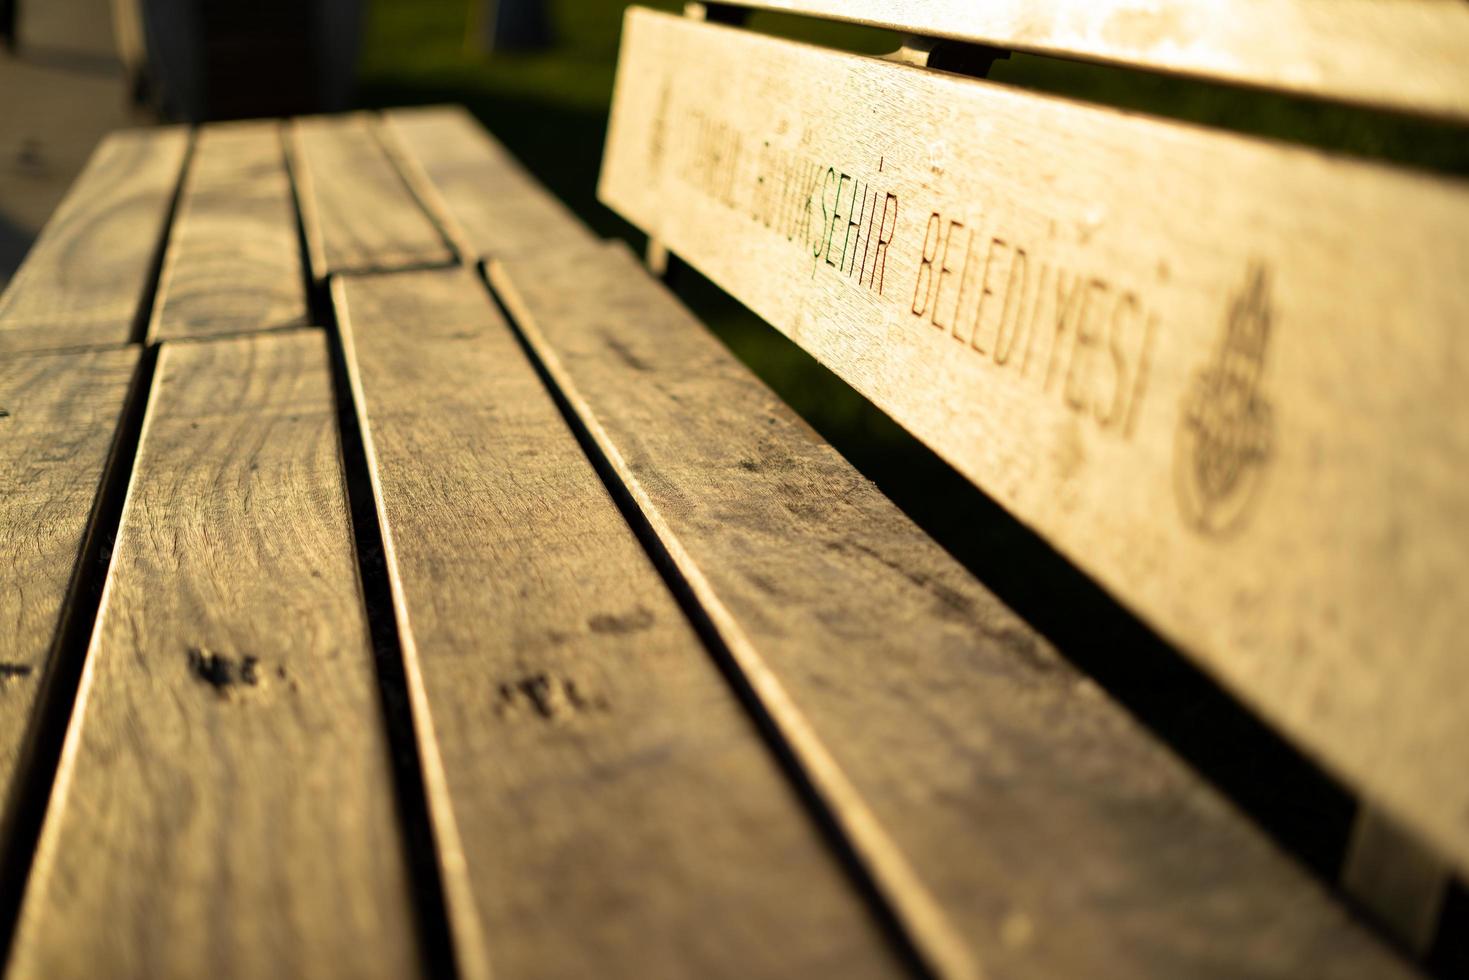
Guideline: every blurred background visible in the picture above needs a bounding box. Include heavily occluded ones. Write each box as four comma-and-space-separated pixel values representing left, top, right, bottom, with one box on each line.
2, 0, 1466, 555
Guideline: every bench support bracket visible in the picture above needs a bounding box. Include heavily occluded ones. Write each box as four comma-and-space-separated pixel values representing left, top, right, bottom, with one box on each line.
1341, 804, 1450, 956
886, 35, 1009, 78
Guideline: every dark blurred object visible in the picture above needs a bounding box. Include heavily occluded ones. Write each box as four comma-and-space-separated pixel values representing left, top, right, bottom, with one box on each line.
471, 0, 550, 52
127, 0, 363, 120
1, 0, 16, 52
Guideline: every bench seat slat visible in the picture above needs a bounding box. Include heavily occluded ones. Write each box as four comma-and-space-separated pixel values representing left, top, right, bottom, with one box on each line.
0, 128, 188, 354
290, 114, 455, 279
489, 240, 1414, 980
735, 0, 1469, 122
599, 8, 1469, 882
5, 331, 423, 979
0, 346, 138, 840
380, 106, 596, 263
148, 121, 310, 341
333, 268, 902, 980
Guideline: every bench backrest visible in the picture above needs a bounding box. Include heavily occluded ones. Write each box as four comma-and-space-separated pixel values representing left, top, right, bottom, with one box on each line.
598, 1, 1469, 949
732, 0, 1469, 121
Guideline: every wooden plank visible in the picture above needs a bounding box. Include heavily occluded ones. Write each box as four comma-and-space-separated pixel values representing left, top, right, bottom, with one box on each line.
599, 9, 1469, 881
490, 239, 1417, 980
333, 267, 901, 980
735, 0, 1469, 122
290, 112, 455, 279
0, 127, 188, 354
5, 330, 422, 979
380, 105, 595, 263
148, 121, 310, 342
0, 346, 138, 837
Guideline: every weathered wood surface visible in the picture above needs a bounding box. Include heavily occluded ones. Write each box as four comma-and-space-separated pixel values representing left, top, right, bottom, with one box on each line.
599, 9, 1469, 880
491, 239, 1416, 980
0, 127, 188, 354
291, 113, 455, 279
0, 346, 138, 839
5, 330, 422, 979
381, 106, 595, 263
735, 0, 1469, 122
148, 121, 310, 341
334, 266, 900, 980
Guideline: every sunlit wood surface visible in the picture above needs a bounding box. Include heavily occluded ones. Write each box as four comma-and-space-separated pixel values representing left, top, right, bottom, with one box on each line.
148, 122, 309, 342
0, 6, 1461, 971
382, 106, 596, 263
600, 7, 1469, 897
336, 266, 898, 980
6, 332, 421, 978
489, 239, 1412, 979
0, 128, 187, 354
291, 113, 456, 279
0, 347, 137, 834
736, 0, 1469, 122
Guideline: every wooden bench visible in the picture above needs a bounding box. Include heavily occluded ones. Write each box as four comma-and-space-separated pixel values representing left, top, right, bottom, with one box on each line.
0, 2, 1464, 977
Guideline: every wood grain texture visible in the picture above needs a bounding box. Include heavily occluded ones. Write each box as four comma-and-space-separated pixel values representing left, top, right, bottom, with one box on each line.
380, 105, 596, 263
333, 266, 901, 980
490, 239, 1415, 980
0, 127, 188, 353
600, 9, 1469, 880
0, 346, 139, 837
736, 0, 1469, 122
290, 113, 455, 279
5, 330, 422, 980
148, 121, 310, 341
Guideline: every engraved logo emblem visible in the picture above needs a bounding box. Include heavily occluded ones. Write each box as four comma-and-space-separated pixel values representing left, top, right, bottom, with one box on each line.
1176, 264, 1275, 534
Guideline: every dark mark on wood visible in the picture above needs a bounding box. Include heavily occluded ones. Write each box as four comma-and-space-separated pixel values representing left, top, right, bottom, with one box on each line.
186, 647, 261, 696
0, 662, 33, 687
600, 332, 653, 373
588, 606, 655, 635
275, 663, 300, 693
496, 672, 608, 721
827, 539, 977, 624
